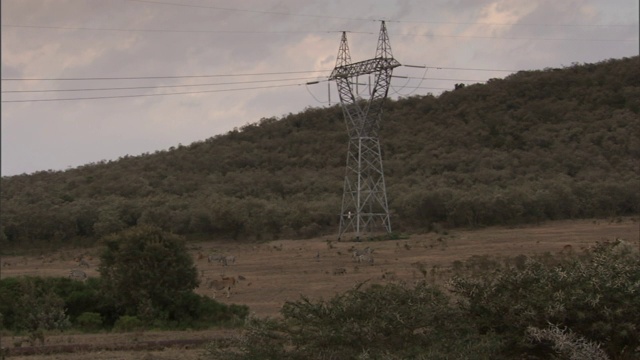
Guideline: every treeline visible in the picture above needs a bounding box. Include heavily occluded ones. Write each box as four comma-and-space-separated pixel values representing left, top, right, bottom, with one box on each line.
1, 57, 639, 248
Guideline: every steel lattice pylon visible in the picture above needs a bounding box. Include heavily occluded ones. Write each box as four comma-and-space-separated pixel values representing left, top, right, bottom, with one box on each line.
330, 21, 401, 240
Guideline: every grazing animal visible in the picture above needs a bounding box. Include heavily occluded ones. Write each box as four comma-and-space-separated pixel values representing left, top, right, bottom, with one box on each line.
78, 259, 91, 268
208, 254, 235, 266
207, 254, 224, 263
207, 276, 237, 298
356, 254, 374, 265
333, 268, 347, 275
69, 269, 88, 281
352, 247, 373, 260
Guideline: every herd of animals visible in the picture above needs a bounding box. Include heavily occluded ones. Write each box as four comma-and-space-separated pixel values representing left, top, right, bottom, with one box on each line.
0, 245, 379, 300
3, 237, 634, 300
198, 246, 376, 298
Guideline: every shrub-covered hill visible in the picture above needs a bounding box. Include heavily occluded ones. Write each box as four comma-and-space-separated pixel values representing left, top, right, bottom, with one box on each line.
1, 57, 638, 248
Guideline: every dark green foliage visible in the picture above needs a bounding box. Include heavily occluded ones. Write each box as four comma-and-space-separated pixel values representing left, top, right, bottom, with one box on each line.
75, 312, 103, 331
98, 225, 199, 323
1, 57, 638, 247
0, 270, 247, 332
97, 225, 249, 329
3, 277, 71, 344
450, 241, 640, 358
0, 277, 23, 330
209, 283, 503, 360
113, 315, 143, 332
0, 277, 104, 331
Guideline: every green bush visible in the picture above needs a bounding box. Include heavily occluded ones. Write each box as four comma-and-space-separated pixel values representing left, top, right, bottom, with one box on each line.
207, 283, 502, 360
0, 278, 22, 330
450, 241, 640, 358
11, 277, 71, 345
113, 315, 143, 332
75, 312, 102, 331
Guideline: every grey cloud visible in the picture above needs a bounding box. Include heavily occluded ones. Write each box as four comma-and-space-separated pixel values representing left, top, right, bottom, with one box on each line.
1, 0, 638, 175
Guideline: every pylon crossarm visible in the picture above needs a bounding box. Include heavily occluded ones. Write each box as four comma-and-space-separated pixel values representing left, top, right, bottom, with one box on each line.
329, 58, 401, 80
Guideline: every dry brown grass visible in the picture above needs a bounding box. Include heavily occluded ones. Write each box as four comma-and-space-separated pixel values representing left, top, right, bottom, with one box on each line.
1, 217, 638, 359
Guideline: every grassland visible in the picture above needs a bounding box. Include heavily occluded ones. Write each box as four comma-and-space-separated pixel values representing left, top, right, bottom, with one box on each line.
1, 217, 638, 359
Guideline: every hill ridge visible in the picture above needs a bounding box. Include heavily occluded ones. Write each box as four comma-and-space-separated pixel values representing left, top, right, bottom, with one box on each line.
1, 56, 638, 248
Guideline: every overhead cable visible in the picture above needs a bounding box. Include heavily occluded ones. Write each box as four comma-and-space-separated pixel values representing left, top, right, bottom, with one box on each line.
1, 83, 304, 103
1, 70, 331, 82
3, 24, 634, 43
125, 0, 636, 28
2, 76, 324, 93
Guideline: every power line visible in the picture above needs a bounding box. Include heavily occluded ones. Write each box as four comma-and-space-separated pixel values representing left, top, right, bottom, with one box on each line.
3, 76, 489, 94
1, 66, 519, 83
414, 66, 517, 72
390, 19, 637, 28
392, 32, 637, 42
0, 70, 527, 103
398, 76, 487, 82
126, 0, 637, 28
1, 83, 305, 103
1, 76, 322, 93
0, 24, 358, 35
126, 0, 377, 22
3, 24, 634, 43
1, 70, 331, 81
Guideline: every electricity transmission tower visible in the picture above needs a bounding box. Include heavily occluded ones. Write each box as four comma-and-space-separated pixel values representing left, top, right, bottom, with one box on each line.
330, 21, 401, 240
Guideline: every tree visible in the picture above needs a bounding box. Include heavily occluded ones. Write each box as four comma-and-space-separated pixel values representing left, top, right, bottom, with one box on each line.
13, 278, 70, 345
98, 225, 199, 323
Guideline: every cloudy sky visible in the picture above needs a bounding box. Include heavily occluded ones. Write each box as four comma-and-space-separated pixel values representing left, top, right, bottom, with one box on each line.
2, 0, 638, 176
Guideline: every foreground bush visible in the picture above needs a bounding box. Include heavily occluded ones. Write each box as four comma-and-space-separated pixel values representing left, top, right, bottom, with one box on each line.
450, 240, 640, 358
207, 241, 639, 359
208, 283, 502, 360
75, 312, 103, 331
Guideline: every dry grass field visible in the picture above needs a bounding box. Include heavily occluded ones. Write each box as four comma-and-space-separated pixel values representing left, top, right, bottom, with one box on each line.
1, 217, 638, 359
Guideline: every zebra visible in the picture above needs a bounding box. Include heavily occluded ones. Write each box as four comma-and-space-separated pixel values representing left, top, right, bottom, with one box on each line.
352, 247, 373, 261
356, 253, 374, 265
207, 254, 224, 263
221, 255, 235, 266
333, 267, 347, 275
216, 255, 236, 266
206, 276, 237, 298
69, 269, 88, 281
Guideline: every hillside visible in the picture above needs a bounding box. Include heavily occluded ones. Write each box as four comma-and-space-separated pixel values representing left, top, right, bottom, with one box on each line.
1, 56, 639, 249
